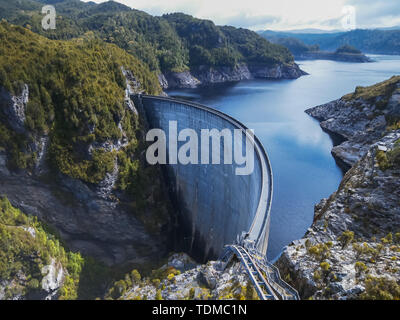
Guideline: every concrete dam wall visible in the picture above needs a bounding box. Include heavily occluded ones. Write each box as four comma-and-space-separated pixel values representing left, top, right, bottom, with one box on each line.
133, 95, 273, 262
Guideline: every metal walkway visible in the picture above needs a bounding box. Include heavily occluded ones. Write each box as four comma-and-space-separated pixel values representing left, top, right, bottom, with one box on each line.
220, 243, 300, 300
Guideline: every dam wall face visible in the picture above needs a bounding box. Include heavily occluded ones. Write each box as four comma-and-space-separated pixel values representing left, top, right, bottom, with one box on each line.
134, 95, 272, 262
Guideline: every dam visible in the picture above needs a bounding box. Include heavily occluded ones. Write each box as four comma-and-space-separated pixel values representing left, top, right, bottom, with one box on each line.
133, 95, 273, 262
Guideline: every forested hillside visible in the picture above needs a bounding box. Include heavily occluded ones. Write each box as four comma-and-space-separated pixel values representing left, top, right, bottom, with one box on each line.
0, 21, 160, 182
0, 0, 295, 74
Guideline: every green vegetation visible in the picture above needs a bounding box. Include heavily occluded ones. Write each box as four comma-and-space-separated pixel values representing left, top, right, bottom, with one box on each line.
0, 196, 83, 299
335, 44, 361, 55
343, 76, 400, 110
355, 262, 368, 277
0, 0, 295, 73
260, 28, 400, 55
360, 276, 400, 300
320, 262, 331, 272
342, 76, 400, 130
0, 21, 160, 183
0, 196, 115, 300
338, 230, 355, 249
376, 144, 400, 171
273, 37, 320, 55
350, 241, 385, 266
307, 242, 332, 261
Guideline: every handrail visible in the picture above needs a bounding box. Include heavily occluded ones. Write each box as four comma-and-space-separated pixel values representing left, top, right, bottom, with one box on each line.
225, 245, 278, 300
222, 245, 300, 300
247, 247, 300, 300
136, 94, 273, 255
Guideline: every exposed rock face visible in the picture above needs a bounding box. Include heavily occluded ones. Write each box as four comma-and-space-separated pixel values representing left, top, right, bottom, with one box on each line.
159, 63, 306, 89
41, 259, 65, 300
161, 70, 201, 89
157, 73, 169, 90
0, 225, 66, 300
278, 78, 400, 300
193, 64, 252, 84
306, 81, 400, 170
277, 132, 400, 299
248, 63, 306, 79
121, 253, 258, 300
0, 84, 28, 134
0, 165, 170, 267
0, 71, 173, 267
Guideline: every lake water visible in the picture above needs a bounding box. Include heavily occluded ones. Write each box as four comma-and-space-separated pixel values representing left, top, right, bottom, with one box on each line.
167, 55, 400, 260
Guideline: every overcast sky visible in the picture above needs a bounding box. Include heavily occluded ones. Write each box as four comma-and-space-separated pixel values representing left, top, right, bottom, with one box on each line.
82, 0, 400, 31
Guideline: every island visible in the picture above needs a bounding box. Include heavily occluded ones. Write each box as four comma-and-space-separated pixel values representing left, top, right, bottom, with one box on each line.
270, 37, 373, 63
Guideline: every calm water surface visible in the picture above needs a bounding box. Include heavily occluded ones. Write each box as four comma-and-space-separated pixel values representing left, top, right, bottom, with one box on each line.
168, 55, 400, 260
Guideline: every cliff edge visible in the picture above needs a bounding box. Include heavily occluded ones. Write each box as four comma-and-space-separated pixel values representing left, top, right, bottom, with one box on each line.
277, 76, 400, 300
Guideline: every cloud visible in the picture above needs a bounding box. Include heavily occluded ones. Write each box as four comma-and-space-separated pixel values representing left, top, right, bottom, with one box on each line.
346, 0, 400, 28
217, 13, 281, 29
82, 0, 400, 30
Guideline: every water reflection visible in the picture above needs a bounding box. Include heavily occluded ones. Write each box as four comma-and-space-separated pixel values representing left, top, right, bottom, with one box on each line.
168, 55, 400, 260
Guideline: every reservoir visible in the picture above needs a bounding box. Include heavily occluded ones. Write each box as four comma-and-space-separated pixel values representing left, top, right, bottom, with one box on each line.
168, 55, 400, 260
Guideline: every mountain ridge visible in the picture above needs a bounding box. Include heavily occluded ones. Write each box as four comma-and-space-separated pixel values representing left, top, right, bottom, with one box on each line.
0, 0, 305, 89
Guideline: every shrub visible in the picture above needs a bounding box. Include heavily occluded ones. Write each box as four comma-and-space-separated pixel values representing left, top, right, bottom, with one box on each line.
308, 243, 331, 261
131, 270, 141, 284
155, 289, 163, 300
0, 196, 85, 300
167, 273, 175, 282
355, 262, 368, 277
338, 231, 354, 249
395, 233, 400, 244
360, 276, 400, 300
320, 262, 331, 272
152, 279, 161, 288
313, 270, 322, 281
381, 233, 393, 244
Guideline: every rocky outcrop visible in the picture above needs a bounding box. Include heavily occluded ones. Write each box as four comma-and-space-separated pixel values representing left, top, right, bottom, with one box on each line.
160, 70, 201, 89
277, 132, 400, 300
0, 84, 29, 134
0, 224, 66, 300
0, 161, 171, 267
159, 63, 306, 89
0, 70, 173, 267
41, 259, 65, 300
306, 79, 400, 170
277, 77, 400, 300
119, 253, 259, 300
248, 63, 307, 79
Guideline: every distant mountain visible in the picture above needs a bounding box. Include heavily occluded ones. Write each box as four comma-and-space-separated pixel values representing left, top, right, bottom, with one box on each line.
269, 37, 320, 55
271, 28, 344, 34
259, 28, 400, 55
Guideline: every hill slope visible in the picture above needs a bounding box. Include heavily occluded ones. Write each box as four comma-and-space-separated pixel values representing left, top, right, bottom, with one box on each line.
0, 21, 172, 270
277, 77, 400, 300
0, 0, 305, 88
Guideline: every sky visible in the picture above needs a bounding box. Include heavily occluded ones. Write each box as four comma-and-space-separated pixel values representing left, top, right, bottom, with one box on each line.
82, 0, 400, 31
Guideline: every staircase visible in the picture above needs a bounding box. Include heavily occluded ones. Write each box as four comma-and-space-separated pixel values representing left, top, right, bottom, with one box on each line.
220, 244, 299, 300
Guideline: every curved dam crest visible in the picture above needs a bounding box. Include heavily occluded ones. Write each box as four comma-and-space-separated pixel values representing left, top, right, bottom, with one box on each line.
133, 95, 273, 262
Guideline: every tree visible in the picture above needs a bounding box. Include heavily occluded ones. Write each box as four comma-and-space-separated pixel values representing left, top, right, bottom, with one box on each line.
338, 230, 354, 249
131, 269, 141, 284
